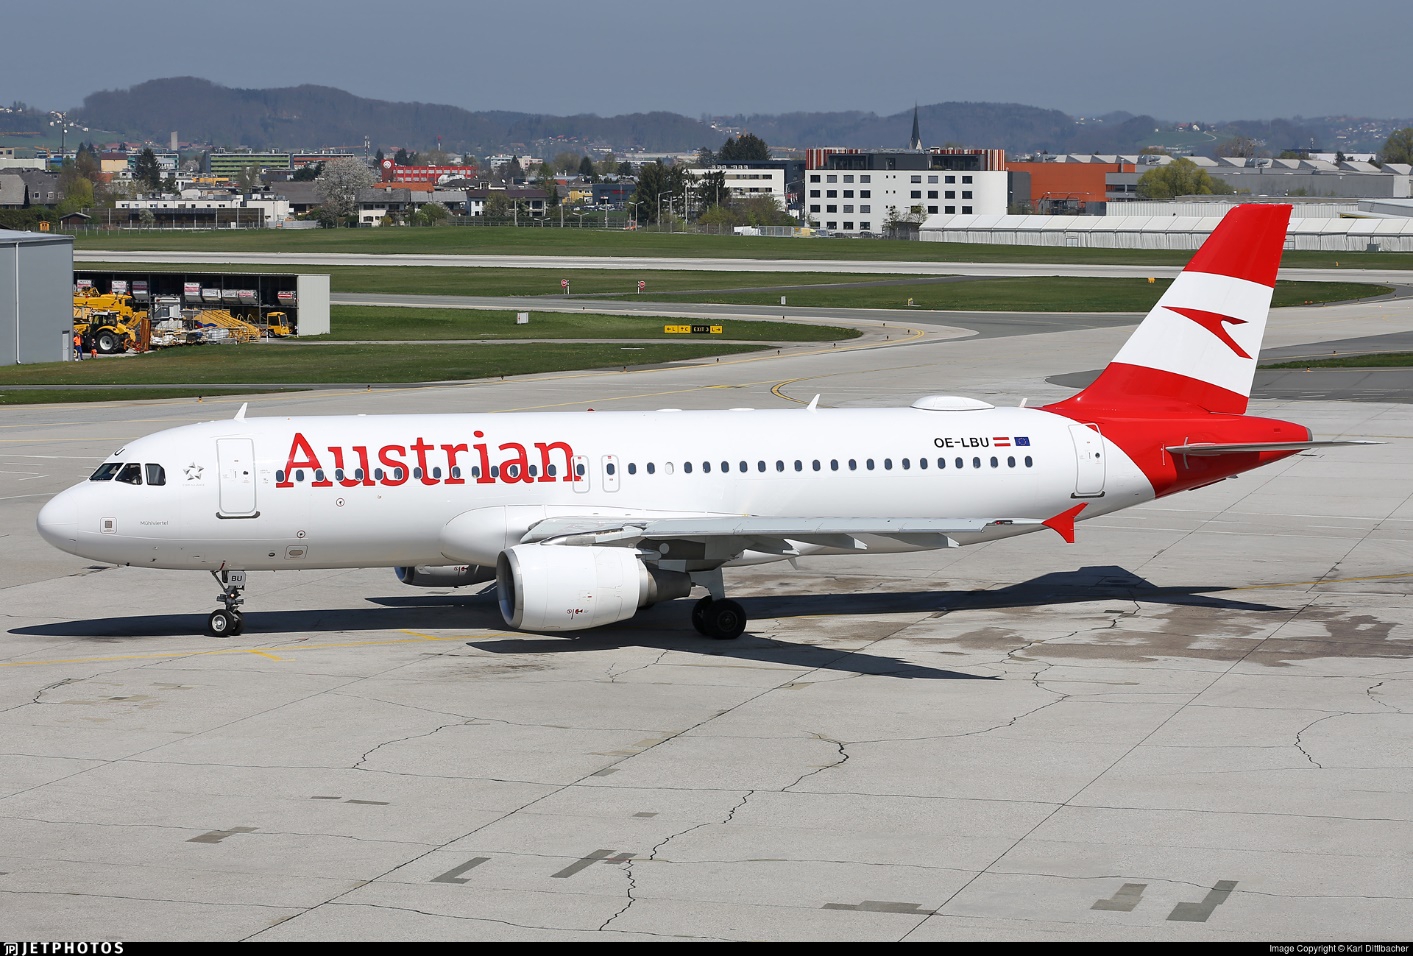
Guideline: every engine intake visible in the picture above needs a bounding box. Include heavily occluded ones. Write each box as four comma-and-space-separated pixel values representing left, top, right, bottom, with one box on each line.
496, 545, 691, 631
394, 565, 494, 588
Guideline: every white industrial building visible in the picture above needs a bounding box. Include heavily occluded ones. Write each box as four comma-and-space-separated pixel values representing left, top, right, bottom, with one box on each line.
684, 164, 789, 208
805, 149, 1009, 236
921, 201, 1413, 252
1, 228, 74, 366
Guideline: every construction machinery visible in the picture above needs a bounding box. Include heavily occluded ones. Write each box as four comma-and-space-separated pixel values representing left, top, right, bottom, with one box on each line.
73, 289, 149, 354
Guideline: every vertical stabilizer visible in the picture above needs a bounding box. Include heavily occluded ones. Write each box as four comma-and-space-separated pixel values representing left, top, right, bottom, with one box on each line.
1048, 203, 1291, 415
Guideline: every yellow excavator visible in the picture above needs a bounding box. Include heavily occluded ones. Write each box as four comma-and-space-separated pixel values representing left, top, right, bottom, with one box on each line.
73, 290, 149, 354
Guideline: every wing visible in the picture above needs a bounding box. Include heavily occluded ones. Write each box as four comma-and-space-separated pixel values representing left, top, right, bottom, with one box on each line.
520, 514, 1046, 559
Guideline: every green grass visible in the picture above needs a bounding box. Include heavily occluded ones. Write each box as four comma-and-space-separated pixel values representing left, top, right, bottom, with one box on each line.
621, 277, 1390, 312
1262, 352, 1413, 369
321, 307, 858, 342
70, 225, 1413, 270
80, 262, 922, 298
81, 262, 1390, 313
0, 342, 767, 394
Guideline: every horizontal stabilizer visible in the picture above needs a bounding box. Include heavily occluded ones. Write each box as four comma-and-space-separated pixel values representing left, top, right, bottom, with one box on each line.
1165, 440, 1382, 457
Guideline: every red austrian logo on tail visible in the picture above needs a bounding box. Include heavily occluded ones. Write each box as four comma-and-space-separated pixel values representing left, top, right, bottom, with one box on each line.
1166, 306, 1251, 359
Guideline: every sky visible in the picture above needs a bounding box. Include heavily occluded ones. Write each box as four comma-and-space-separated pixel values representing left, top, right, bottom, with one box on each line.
7, 0, 1409, 122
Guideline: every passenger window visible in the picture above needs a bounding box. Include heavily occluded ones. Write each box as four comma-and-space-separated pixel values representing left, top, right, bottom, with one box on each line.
375, 468, 385, 481
776, 461, 784, 472
794, 460, 802, 472
739, 461, 747, 473
295, 469, 306, 483
144, 464, 166, 486
955, 458, 963, 469
919, 458, 927, 469
276, 469, 286, 483
1024, 456, 1033, 467
573, 463, 584, 477
116, 463, 144, 485
701, 462, 710, 473
884, 458, 893, 470
606, 462, 616, 475
849, 459, 857, 471
972, 457, 981, 469
527, 465, 537, 477
335, 468, 345, 482
990, 457, 998, 468
866, 459, 875, 470
757, 461, 766, 472
664, 462, 675, 475
1007, 457, 1016, 468
830, 460, 839, 471
937, 458, 945, 469
470, 466, 481, 479
502, 465, 515, 479
90, 462, 122, 481
318, 469, 329, 481
647, 462, 656, 474
723, 461, 730, 473
449, 467, 458, 479
812, 460, 821, 471
434, 467, 444, 479
684, 462, 694, 474
628, 463, 637, 475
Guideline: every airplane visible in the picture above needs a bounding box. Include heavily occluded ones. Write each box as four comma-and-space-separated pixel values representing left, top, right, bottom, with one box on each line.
36, 203, 1375, 640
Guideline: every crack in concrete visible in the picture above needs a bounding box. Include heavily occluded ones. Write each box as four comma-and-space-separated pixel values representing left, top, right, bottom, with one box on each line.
0, 886, 304, 910
606, 649, 670, 684
1293, 714, 1336, 768
783, 737, 848, 791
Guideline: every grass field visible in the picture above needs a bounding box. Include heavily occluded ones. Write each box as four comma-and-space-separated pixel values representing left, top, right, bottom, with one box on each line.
80, 263, 923, 298
71, 226, 1413, 270
1262, 352, 1413, 369
0, 341, 767, 405
617, 278, 1390, 312
321, 307, 859, 341
82, 262, 1390, 312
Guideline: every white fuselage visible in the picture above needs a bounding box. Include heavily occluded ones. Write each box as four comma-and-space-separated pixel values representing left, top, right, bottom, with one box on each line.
37, 405, 1154, 572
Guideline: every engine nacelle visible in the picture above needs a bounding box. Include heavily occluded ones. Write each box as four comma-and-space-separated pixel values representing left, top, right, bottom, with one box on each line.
496, 545, 692, 632
394, 564, 494, 588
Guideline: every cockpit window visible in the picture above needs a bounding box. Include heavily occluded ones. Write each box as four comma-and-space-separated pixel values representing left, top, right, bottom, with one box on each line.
115, 463, 143, 485
144, 464, 166, 486
90, 462, 122, 481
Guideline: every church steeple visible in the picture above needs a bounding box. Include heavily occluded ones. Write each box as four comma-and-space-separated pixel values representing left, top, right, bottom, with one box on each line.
909, 104, 922, 150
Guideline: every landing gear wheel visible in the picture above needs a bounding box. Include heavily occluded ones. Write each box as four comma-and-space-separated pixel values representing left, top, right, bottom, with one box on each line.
691, 596, 714, 636
208, 609, 236, 638
704, 599, 746, 640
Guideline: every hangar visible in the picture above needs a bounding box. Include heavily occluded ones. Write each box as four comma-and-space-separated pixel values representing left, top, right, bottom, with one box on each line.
0, 227, 73, 366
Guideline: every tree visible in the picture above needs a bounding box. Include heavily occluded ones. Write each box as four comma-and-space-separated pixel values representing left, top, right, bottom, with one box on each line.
695, 146, 717, 166
630, 161, 693, 223
1216, 136, 1262, 159
292, 162, 323, 182
577, 155, 598, 182
133, 147, 162, 191
695, 170, 727, 211
374, 149, 385, 167
1378, 128, 1413, 166
415, 201, 449, 225
315, 157, 375, 225
393, 147, 411, 166
483, 192, 512, 218
160, 174, 177, 194
553, 151, 581, 175
718, 133, 770, 162
235, 164, 262, 190
616, 160, 634, 177
1135, 158, 1236, 199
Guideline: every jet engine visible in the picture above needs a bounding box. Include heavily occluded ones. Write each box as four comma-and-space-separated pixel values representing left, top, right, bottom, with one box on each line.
496, 545, 692, 631
394, 565, 494, 588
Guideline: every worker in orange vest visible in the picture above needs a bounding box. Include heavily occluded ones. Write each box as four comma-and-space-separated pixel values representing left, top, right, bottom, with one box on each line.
73, 331, 84, 361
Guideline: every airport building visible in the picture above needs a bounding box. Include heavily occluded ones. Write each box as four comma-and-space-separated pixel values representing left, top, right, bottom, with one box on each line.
0, 228, 74, 366
805, 149, 1009, 235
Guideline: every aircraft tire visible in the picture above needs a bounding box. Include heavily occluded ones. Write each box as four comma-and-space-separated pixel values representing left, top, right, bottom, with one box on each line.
704, 599, 746, 640
208, 609, 236, 638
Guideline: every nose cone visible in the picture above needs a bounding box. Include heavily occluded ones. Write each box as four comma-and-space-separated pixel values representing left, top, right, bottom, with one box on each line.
37, 489, 79, 550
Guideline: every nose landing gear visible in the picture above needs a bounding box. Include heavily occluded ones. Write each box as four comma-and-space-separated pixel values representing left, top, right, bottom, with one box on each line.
208, 569, 247, 637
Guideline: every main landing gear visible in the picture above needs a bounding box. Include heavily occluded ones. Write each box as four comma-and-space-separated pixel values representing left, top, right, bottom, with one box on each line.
208, 569, 247, 637
687, 568, 747, 640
